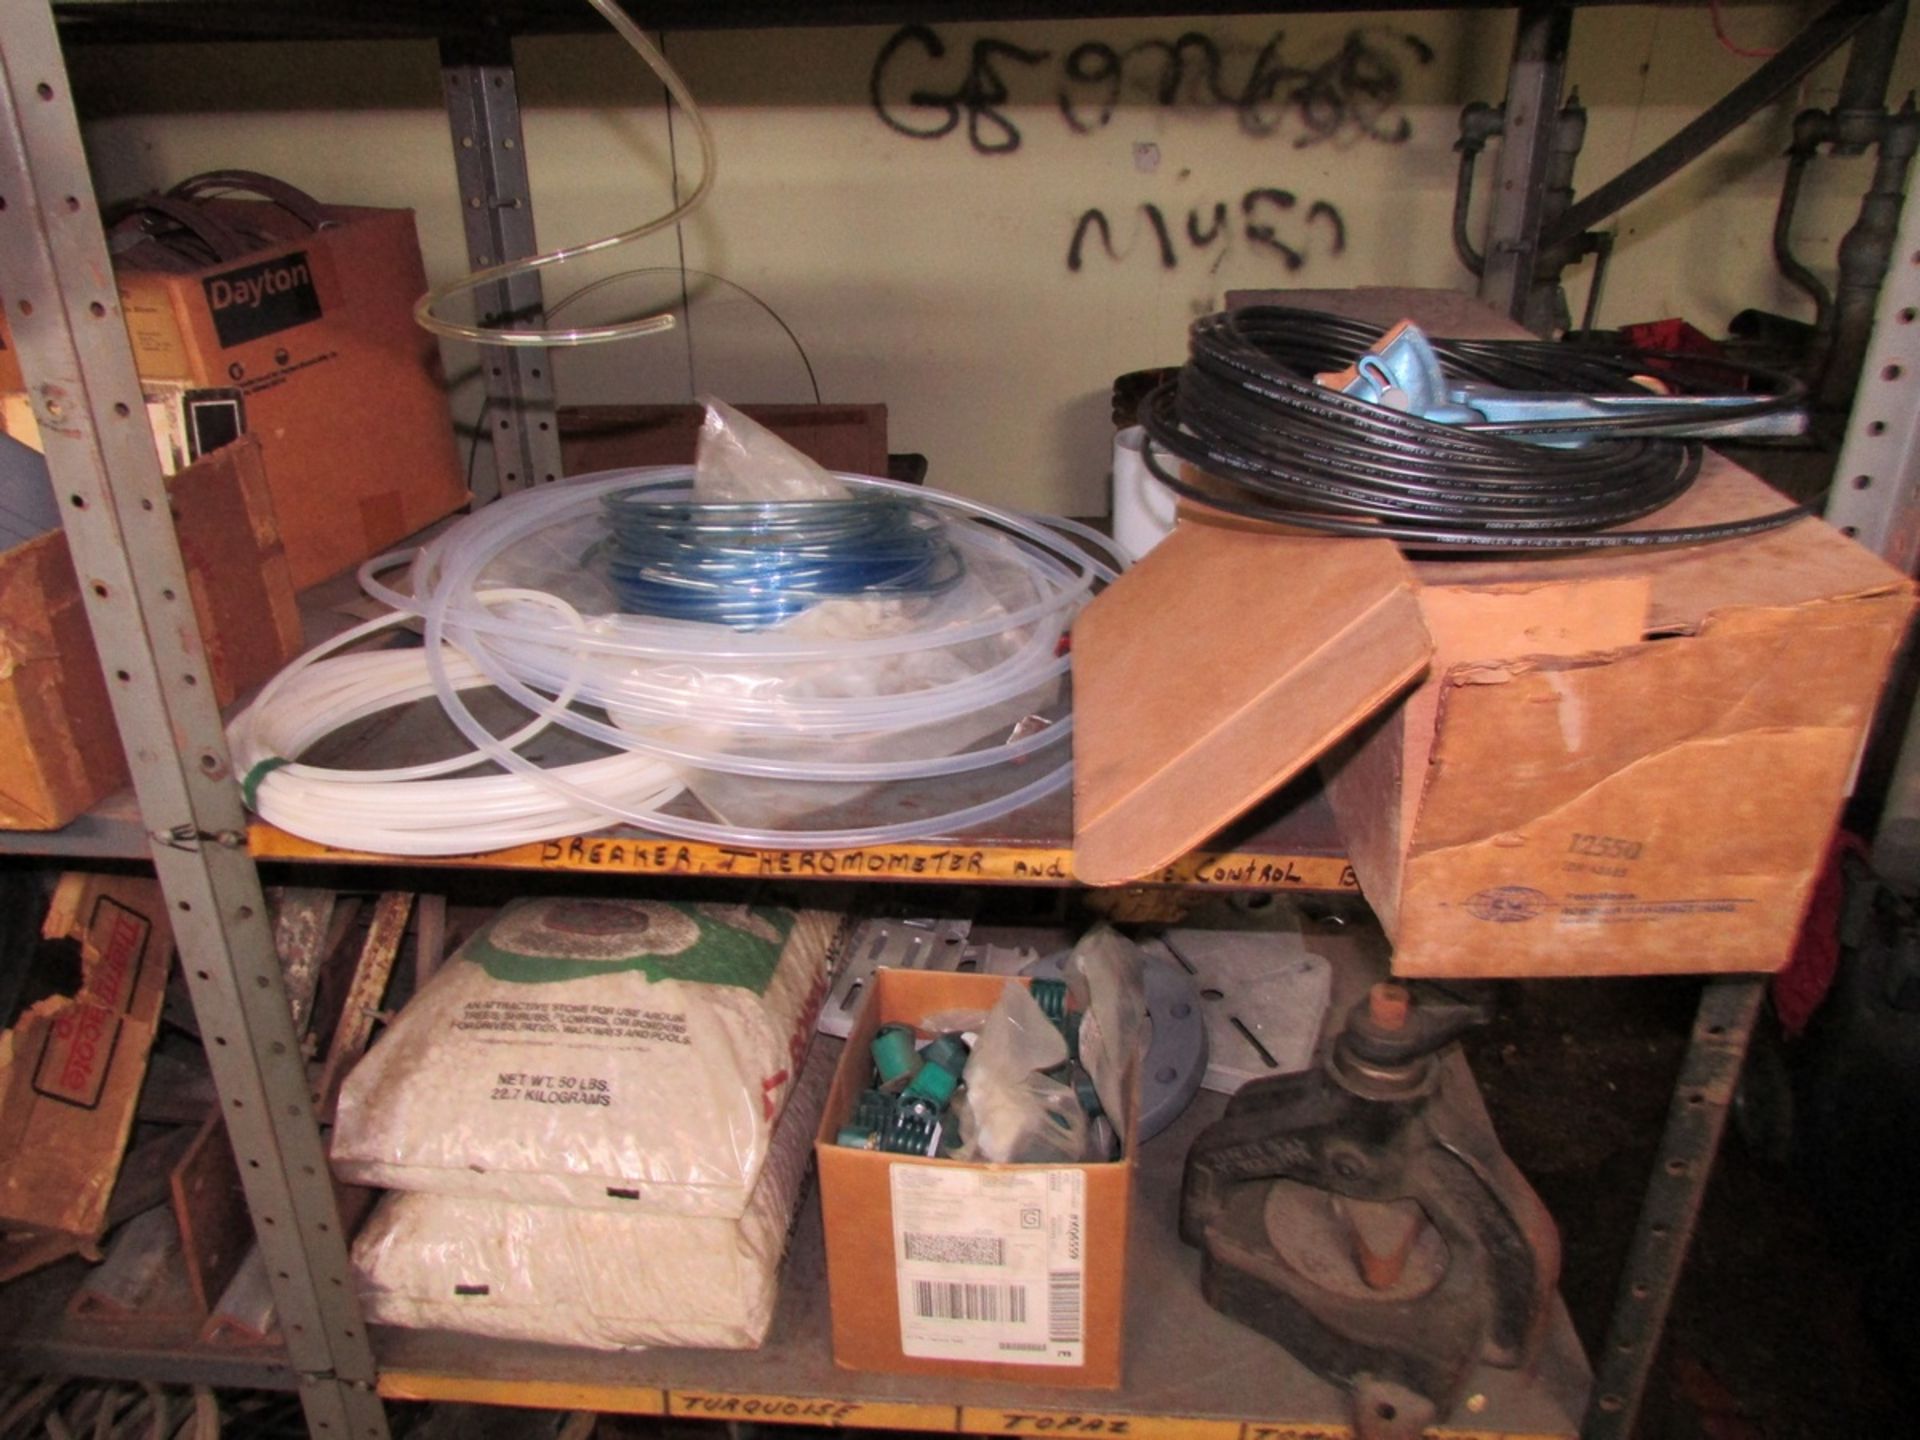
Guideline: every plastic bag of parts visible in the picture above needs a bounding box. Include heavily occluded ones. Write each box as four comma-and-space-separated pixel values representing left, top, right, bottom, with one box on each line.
331, 897, 835, 1217
952, 980, 1088, 1164
1065, 924, 1146, 1136
692, 395, 847, 502
352, 1038, 832, 1350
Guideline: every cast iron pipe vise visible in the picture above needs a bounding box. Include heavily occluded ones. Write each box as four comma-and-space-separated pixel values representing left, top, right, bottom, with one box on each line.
1182, 983, 1561, 1440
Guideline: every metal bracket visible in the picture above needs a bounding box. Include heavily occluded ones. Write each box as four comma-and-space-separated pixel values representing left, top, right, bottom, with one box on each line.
0, 6, 386, 1435
440, 32, 561, 503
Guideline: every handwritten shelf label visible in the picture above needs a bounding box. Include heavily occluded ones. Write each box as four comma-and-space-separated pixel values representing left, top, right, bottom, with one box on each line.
249, 825, 1358, 893
965, 1410, 1240, 1439
671, 1392, 954, 1431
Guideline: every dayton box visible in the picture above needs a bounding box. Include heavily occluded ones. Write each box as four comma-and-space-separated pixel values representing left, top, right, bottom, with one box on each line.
115, 201, 467, 587
4, 200, 467, 588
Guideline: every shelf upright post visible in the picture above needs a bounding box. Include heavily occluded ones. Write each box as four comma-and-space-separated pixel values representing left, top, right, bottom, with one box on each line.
440, 31, 561, 504
1582, 976, 1765, 1440
1824, 170, 1920, 884
1824, 171, 1920, 566
0, 6, 388, 1436
1477, 3, 1573, 329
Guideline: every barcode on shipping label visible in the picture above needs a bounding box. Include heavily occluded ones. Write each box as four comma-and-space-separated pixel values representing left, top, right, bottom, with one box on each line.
1048, 1269, 1082, 1343
905, 1233, 1005, 1266
891, 1166, 1085, 1367
912, 1280, 1028, 1323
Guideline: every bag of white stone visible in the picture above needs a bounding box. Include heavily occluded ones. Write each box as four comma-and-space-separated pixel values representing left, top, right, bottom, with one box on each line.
350, 1037, 831, 1350
331, 896, 836, 1217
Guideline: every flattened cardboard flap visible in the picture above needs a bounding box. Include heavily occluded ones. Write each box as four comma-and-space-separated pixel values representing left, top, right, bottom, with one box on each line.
1072, 523, 1433, 884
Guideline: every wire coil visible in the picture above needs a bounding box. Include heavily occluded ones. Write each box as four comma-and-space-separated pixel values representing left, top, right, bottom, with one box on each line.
1140, 306, 1809, 551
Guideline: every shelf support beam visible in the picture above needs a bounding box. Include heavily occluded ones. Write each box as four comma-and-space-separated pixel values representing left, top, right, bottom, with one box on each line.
0, 6, 386, 1436
1476, 3, 1571, 329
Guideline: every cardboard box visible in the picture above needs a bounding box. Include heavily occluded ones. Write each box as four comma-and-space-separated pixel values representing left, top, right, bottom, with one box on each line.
560, 403, 889, 476
1316, 456, 1913, 977
1073, 286, 1915, 977
0, 435, 301, 829
4, 199, 467, 587
815, 969, 1134, 1388
0, 873, 174, 1281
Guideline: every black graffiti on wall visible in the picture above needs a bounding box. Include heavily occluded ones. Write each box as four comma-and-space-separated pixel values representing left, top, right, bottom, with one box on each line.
1068, 190, 1348, 273
870, 24, 1431, 157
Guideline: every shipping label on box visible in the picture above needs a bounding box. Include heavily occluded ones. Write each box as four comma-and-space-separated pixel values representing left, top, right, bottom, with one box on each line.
0, 874, 173, 1279
891, 1164, 1086, 1367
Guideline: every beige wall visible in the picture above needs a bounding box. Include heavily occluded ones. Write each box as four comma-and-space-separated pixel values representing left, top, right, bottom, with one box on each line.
70, 6, 1920, 515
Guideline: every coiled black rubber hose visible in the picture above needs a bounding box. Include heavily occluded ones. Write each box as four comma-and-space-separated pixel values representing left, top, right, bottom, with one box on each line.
1139, 306, 1809, 551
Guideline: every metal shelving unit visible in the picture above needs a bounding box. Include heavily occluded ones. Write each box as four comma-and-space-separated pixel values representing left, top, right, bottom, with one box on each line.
0, 8, 383, 1436
3, 2, 1915, 1437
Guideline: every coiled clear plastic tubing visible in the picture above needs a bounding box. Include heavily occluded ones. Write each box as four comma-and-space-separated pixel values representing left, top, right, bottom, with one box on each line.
412, 0, 717, 349
355, 467, 1122, 849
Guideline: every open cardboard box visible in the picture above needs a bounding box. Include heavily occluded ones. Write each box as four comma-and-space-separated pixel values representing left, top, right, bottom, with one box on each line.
0, 874, 174, 1281
815, 969, 1135, 1388
0, 435, 301, 830
1072, 288, 1915, 977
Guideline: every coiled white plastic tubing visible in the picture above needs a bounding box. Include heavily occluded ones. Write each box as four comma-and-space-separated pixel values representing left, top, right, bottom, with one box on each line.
235, 468, 1121, 854
228, 591, 686, 856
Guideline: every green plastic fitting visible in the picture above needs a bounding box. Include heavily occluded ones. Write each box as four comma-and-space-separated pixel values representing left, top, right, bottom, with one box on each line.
920, 1032, 970, 1075
1028, 977, 1068, 1023
871, 1023, 923, 1088
837, 1123, 882, 1149
881, 1097, 942, 1155
904, 1060, 959, 1107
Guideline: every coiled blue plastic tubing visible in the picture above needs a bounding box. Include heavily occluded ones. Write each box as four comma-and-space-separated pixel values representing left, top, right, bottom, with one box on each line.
598, 490, 966, 627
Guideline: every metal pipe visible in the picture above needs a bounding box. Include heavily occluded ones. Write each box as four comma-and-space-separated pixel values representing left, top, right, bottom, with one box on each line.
1476, 3, 1572, 326
1835, 0, 1910, 152
1775, 115, 1837, 338
1578, 230, 1613, 336
1543, 0, 1881, 252
1452, 101, 1502, 278
1524, 90, 1589, 334
1822, 98, 1920, 409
